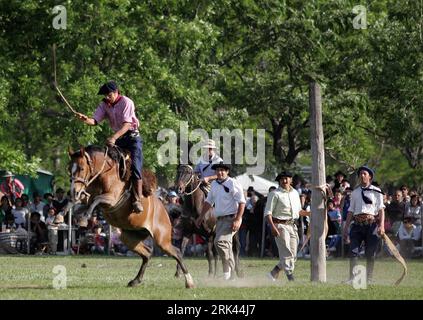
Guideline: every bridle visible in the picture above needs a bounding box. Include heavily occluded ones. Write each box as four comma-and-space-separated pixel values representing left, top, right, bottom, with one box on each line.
177, 165, 202, 196
71, 147, 109, 199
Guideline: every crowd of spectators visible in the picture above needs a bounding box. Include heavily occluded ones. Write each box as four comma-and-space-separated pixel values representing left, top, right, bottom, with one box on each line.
2, 169, 422, 260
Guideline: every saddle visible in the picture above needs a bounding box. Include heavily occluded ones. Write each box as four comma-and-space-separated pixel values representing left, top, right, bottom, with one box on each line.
108, 145, 156, 197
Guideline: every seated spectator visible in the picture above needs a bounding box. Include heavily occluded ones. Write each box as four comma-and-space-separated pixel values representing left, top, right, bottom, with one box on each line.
0, 195, 12, 226
405, 195, 421, 226
4, 213, 15, 230
21, 194, 30, 209
11, 197, 29, 229
45, 207, 57, 226
397, 217, 420, 259
0, 171, 25, 205
42, 193, 55, 221
91, 225, 106, 254
29, 192, 45, 220
29, 212, 48, 254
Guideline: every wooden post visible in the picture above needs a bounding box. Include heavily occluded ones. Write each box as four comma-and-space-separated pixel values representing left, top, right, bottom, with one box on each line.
309, 82, 327, 282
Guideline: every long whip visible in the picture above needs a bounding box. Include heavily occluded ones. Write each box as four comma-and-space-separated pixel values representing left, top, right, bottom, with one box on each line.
52, 43, 78, 115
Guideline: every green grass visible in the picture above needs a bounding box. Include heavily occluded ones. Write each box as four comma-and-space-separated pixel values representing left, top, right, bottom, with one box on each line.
0, 255, 422, 299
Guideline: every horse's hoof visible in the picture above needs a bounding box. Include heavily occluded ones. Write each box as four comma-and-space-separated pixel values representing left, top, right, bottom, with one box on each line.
127, 279, 141, 287
185, 273, 195, 289
185, 282, 195, 289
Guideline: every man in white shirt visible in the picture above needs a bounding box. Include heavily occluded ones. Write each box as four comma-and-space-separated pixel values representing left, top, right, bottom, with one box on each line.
29, 192, 45, 221
194, 139, 223, 196
343, 165, 385, 284
195, 162, 246, 280
264, 171, 302, 282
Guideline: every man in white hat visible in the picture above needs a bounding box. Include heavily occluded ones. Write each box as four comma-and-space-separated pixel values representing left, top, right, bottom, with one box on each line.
0, 171, 25, 205
194, 139, 223, 196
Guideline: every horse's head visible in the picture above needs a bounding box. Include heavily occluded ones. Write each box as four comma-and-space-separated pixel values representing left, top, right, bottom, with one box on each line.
68, 146, 105, 203
176, 164, 195, 195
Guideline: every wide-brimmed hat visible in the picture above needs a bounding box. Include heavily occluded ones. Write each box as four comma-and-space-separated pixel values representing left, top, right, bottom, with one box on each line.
2, 171, 14, 178
275, 171, 293, 181
98, 81, 118, 95
211, 161, 231, 171
201, 139, 217, 149
357, 165, 374, 179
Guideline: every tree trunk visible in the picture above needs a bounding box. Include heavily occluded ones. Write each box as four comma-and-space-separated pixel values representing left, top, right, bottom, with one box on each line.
309, 82, 327, 282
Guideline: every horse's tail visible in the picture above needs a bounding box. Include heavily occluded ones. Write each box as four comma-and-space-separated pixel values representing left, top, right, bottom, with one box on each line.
142, 169, 157, 197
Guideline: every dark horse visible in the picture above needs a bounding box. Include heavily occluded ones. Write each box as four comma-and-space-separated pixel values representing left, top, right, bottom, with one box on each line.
69, 145, 194, 288
175, 164, 242, 278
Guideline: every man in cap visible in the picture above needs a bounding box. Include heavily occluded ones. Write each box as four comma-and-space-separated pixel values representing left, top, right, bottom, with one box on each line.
265, 171, 302, 282
342, 165, 385, 285
194, 139, 223, 197
0, 171, 25, 205
195, 162, 246, 280
76, 81, 144, 213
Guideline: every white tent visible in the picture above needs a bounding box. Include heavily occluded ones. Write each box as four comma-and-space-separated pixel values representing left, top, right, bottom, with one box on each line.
234, 173, 278, 196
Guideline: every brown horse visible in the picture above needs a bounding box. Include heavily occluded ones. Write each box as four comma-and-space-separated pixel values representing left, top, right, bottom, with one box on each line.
175, 164, 242, 278
69, 145, 194, 288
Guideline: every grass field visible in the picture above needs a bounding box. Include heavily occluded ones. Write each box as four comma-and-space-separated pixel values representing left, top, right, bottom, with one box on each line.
0, 255, 422, 300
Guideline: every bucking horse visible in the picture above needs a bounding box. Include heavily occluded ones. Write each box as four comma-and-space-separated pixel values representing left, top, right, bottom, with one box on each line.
69, 145, 194, 288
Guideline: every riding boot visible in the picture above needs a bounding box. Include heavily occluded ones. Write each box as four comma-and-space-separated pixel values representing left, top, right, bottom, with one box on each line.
132, 179, 144, 213
366, 257, 375, 284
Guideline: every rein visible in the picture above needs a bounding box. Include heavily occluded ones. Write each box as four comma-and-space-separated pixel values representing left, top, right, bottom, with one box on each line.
72, 147, 109, 192
179, 165, 202, 196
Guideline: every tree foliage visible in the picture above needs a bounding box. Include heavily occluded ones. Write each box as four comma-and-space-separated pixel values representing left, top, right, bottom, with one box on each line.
0, 0, 421, 188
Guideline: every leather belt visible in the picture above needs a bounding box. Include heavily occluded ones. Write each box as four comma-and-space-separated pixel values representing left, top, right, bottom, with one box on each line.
217, 214, 235, 220
353, 214, 375, 225
272, 217, 293, 225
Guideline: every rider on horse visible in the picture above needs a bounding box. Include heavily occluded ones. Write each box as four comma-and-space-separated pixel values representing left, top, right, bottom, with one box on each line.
194, 139, 223, 197
76, 81, 144, 214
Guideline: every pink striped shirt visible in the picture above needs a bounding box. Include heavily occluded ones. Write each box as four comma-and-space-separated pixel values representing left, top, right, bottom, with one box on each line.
92, 95, 139, 132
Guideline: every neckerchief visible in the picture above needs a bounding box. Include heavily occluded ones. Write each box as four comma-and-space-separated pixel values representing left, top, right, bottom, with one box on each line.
361, 185, 385, 204
216, 178, 229, 193
202, 159, 213, 172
